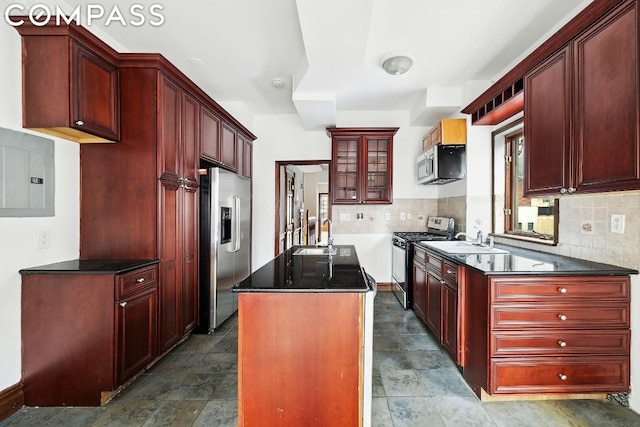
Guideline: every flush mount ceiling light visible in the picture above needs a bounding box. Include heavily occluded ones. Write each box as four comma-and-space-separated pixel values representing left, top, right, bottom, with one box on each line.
272, 78, 286, 89
189, 57, 206, 67
380, 51, 415, 75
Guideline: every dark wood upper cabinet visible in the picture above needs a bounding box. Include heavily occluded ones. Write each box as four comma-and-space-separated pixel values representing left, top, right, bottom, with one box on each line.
524, 45, 572, 196
237, 133, 252, 178
525, 0, 640, 196
201, 105, 221, 163
573, 0, 639, 193
327, 127, 397, 205
220, 122, 238, 171
16, 22, 120, 142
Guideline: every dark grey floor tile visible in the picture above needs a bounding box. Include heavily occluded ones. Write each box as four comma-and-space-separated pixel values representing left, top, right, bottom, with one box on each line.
174, 333, 222, 354
371, 397, 393, 427
149, 353, 206, 374
93, 400, 158, 427
400, 333, 440, 351
166, 373, 223, 401
380, 369, 430, 397
387, 396, 446, 427
394, 319, 430, 335
417, 368, 476, 398
546, 399, 640, 427
407, 349, 456, 370
193, 400, 238, 427
41, 407, 103, 427
375, 350, 414, 370
141, 400, 205, 427
373, 334, 405, 352
115, 372, 186, 402
374, 321, 399, 335
482, 400, 579, 427
210, 335, 238, 354
372, 369, 386, 397
211, 373, 238, 400
198, 352, 238, 373
434, 396, 497, 427
0, 407, 61, 426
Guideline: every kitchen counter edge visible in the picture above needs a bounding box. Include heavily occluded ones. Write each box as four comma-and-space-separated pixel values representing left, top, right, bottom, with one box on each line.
19, 259, 160, 275
414, 242, 638, 276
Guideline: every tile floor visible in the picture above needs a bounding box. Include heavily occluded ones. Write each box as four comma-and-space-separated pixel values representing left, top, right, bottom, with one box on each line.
2, 291, 640, 426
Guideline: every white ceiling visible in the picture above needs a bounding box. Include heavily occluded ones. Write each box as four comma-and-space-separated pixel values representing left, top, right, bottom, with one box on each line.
13, 0, 590, 130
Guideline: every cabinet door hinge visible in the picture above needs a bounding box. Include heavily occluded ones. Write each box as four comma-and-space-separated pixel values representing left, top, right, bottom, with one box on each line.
504, 155, 512, 163
504, 208, 512, 215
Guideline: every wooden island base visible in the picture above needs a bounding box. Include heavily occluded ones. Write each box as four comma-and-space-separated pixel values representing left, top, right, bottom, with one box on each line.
480, 389, 607, 402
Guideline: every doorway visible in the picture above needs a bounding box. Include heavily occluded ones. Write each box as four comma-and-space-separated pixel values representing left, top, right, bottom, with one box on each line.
274, 160, 330, 256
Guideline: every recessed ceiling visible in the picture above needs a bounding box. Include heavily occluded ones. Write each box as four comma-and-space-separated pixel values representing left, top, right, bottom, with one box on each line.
26, 0, 590, 129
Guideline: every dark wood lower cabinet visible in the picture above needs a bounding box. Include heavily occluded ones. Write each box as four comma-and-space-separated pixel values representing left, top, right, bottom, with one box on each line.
412, 256, 427, 321
20, 262, 158, 406
413, 246, 460, 364
464, 271, 631, 397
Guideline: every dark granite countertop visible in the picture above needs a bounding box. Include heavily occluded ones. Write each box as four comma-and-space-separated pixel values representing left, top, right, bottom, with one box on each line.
415, 242, 638, 276
19, 259, 160, 275
233, 245, 371, 293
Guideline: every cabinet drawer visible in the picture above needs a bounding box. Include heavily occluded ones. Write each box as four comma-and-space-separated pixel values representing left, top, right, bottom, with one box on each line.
117, 266, 158, 299
491, 304, 629, 329
427, 252, 442, 275
443, 261, 457, 287
413, 247, 428, 265
490, 276, 629, 303
491, 330, 630, 357
490, 356, 629, 394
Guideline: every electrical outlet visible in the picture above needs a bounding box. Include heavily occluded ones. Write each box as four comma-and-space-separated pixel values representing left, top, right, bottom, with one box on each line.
611, 214, 625, 234
406, 212, 412, 220
37, 231, 51, 249
339, 213, 351, 222
400, 212, 406, 221
384, 212, 391, 221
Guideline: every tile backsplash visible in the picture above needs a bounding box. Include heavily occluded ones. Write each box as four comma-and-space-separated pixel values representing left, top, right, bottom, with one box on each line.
331, 199, 437, 234
494, 191, 640, 270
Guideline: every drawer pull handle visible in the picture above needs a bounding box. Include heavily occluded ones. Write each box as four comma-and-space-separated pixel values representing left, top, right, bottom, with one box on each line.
120, 301, 127, 308
136, 278, 145, 283
559, 374, 567, 381
558, 287, 567, 294
558, 340, 567, 347
446, 269, 455, 274
558, 314, 567, 321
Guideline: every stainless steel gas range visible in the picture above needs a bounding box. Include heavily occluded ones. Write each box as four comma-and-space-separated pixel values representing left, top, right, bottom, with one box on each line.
391, 216, 455, 309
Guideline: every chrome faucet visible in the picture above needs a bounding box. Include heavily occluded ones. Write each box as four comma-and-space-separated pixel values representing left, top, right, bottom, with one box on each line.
455, 227, 485, 246
473, 226, 484, 245
323, 218, 334, 252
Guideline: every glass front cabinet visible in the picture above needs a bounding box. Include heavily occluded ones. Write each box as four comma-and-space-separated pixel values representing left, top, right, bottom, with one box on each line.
327, 127, 397, 205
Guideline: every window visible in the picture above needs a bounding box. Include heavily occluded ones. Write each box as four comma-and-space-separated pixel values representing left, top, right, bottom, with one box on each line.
493, 118, 557, 244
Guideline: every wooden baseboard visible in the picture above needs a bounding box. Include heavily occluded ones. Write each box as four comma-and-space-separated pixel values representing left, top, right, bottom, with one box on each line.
0, 382, 24, 422
480, 388, 606, 402
375, 282, 393, 292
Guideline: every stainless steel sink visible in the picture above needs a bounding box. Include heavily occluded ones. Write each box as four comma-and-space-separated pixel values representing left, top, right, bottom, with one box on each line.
293, 247, 337, 256
419, 240, 509, 255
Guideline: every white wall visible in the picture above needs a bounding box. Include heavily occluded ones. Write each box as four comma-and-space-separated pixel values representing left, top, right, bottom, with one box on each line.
0, 23, 80, 392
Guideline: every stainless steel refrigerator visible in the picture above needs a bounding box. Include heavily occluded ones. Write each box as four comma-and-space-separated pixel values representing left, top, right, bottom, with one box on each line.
197, 167, 251, 332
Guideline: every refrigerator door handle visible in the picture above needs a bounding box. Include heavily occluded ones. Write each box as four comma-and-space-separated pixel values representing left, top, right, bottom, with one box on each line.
231, 195, 241, 252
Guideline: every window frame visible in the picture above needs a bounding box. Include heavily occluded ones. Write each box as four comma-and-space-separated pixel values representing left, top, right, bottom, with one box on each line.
491, 118, 559, 245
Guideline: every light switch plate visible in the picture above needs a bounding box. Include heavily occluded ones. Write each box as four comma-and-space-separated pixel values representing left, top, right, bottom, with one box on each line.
610, 214, 625, 234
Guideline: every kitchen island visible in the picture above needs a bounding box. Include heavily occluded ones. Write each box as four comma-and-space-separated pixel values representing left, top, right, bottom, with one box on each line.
232, 245, 375, 427
414, 241, 637, 400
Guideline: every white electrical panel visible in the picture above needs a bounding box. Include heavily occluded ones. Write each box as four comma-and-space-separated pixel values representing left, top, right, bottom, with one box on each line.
0, 127, 54, 217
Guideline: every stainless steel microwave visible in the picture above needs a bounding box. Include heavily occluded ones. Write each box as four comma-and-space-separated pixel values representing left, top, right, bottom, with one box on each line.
417, 144, 466, 185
